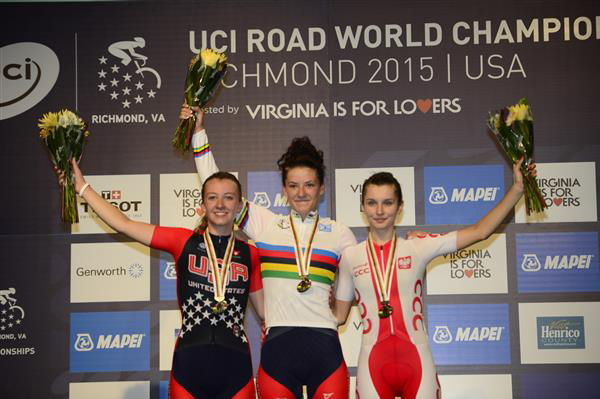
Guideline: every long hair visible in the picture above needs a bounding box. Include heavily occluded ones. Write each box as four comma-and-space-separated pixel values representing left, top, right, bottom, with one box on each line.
277, 136, 325, 185
194, 171, 242, 234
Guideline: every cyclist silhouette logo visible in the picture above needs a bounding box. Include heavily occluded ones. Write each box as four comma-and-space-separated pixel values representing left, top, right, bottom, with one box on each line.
96, 37, 161, 109
0, 287, 26, 331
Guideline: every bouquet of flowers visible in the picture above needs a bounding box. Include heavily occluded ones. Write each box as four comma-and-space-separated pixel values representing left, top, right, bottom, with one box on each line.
172, 48, 228, 152
487, 98, 546, 214
38, 109, 90, 223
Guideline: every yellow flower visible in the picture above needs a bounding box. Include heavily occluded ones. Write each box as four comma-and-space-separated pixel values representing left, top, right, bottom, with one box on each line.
38, 111, 59, 130
506, 104, 531, 126
200, 48, 222, 68
39, 129, 50, 139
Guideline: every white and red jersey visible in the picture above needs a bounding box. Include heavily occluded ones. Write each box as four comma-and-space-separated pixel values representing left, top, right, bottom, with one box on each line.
192, 130, 357, 330
336, 232, 457, 399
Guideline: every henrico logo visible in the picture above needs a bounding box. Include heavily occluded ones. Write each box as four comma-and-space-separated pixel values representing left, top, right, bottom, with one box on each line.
74, 333, 145, 351
1, 42, 59, 120
433, 325, 503, 343
537, 316, 585, 349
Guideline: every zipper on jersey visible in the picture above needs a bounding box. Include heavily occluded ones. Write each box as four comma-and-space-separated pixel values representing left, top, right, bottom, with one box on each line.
379, 244, 395, 336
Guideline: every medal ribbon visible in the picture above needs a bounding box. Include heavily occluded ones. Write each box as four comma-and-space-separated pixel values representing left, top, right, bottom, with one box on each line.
366, 232, 397, 305
289, 213, 319, 280
203, 230, 236, 303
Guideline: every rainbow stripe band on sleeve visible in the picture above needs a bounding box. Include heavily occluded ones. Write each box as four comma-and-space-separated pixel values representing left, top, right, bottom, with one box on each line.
193, 143, 211, 158
235, 201, 250, 229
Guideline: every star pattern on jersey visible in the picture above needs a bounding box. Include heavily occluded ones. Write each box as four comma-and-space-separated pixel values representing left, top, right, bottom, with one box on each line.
179, 291, 247, 343
95, 52, 161, 109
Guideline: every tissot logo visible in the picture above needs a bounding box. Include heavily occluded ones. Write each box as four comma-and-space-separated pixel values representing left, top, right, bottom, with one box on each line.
0, 42, 59, 120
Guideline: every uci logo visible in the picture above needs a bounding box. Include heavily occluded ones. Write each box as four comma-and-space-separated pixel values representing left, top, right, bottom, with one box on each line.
429, 187, 448, 204
74, 333, 95, 352
253, 192, 271, 208
521, 254, 541, 272
433, 326, 453, 344
1, 42, 60, 120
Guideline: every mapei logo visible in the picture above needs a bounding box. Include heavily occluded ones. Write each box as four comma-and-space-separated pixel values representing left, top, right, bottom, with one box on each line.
1, 42, 59, 120
252, 192, 271, 208
433, 325, 503, 344
74, 332, 145, 351
429, 186, 499, 204
70, 311, 150, 372
164, 262, 177, 279
521, 254, 542, 272
522, 253, 593, 272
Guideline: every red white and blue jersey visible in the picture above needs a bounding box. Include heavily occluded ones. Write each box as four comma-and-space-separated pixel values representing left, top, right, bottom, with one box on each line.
151, 226, 262, 351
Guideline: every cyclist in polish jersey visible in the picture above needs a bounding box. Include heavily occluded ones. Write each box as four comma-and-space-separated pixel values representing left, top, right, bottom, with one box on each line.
181, 105, 356, 399
333, 159, 534, 399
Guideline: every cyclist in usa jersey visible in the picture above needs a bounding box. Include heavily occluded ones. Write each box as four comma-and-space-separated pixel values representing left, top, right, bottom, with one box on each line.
334, 159, 534, 399
61, 160, 263, 399
181, 105, 356, 399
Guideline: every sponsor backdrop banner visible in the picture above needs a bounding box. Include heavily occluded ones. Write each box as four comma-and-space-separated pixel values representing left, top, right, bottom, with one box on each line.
1, 0, 599, 397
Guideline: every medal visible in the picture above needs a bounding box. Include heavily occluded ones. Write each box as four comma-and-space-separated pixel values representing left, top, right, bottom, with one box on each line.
366, 232, 397, 319
211, 300, 228, 314
378, 301, 393, 318
289, 212, 319, 293
203, 229, 236, 311
297, 276, 312, 293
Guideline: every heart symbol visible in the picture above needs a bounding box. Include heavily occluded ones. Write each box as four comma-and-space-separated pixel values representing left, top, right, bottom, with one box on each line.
465, 270, 474, 278
553, 198, 562, 206
196, 208, 204, 216
417, 99, 432, 113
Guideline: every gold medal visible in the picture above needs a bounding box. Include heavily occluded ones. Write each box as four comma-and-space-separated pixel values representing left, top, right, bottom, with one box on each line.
203, 229, 236, 311
378, 301, 393, 319
367, 232, 397, 320
289, 212, 319, 293
297, 276, 312, 293
211, 300, 228, 314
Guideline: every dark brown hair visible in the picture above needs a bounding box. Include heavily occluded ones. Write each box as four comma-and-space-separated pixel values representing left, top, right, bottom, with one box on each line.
277, 136, 325, 185
361, 172, 403, 205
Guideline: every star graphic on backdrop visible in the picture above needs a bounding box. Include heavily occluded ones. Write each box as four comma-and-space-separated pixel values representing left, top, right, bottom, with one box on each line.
135, 81, 144, 90
98, 56, 107, 64
110, 91, 119, 100
122, 99, 131, 108
111, 64, 120, 73
98, 70, 107, 78
110, 78, 119, 87
147, 89, 156, 98
123, 73, 132, 82
134, 95, 143, 104
122, 87, 131, 95
98, 82, 107, 91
